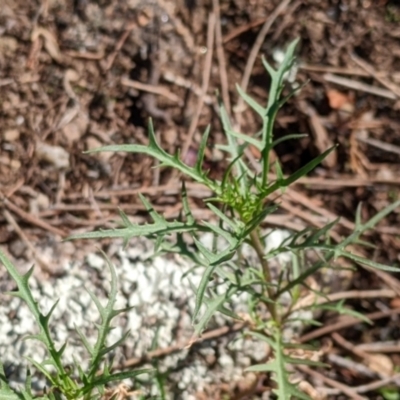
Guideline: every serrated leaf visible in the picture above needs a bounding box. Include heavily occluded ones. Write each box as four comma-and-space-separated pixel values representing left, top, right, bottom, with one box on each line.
246, 331, 276, 349
76, 325, 94, 355
206, 203, 237, 231
201, 221, 237, 247
84, 369, 152, 394
217, 303, 242, 320
25, 357, 54, 385
341, 250, 400, 272
225, 128, 263, 150
356, 199, 400, 232
275, 159, 284, 185
98, 330, 130, 358
85, 286, 105, 317
261, 58, 278, 80
194, 292, 227, 336
271, 133, 308, 148
242, 204, 278, 237
40, 299, 60, 331
85, 120, 218, 192
236, 84, 265, 117
276, 259, 326, 297
283, 356, 328, 368
67, 218, 206, 243
262, 146, 337, 197
118, 209, 133, 228
0, 363, 23, 400
194, 285, 240, 335
195, 125, 211, 174
181, 182, 195, 225
139, 194, 165, 224
193, 263, 216, 321
246, 360, 276, 372
317, 301, 372, 324
218, 99, 251, 191
193, 238, 236, 266
0, 389, 24, 400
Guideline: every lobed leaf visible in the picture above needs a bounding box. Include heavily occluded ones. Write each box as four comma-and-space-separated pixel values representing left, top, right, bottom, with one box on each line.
86, 120, 219, 193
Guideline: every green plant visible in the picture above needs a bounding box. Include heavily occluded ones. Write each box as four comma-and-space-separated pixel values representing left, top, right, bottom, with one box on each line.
380, 387, 400, 400
1, 38, 399, 399
65, 38, 400, 398
0, 250, 150, 400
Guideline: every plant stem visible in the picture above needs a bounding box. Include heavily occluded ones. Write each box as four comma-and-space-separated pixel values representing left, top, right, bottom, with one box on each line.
249, 229, 279, 324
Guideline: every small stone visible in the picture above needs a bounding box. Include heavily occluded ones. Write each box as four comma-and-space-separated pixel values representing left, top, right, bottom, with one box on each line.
162, 127, 178, 146
86, 253, 105, 270
8, 239, 27, 258
0, 36, 18, 54
35, 141, 70, 169
218, 353, 234, 368
4, 129, 19, 141
62, 112, 88, 144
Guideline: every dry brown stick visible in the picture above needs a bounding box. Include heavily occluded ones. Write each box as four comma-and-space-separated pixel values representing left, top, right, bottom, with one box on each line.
351, 373, 400, 394
349, 52, 400, 98
104, 22, 136, 71
299, 63, 400, 78
356, 134, 400, 156
40, 202, 213, 223
331, 332, 374, 361
326, 289, 397, 302
297, 365, 368, 400
327, 353, 377, 379
297, 99, 337, 168
292, 175, 400, 188
162, 70, 214, 104
2, 197, 66, 237
115, 322, 246, 370
121, 77, 183, 105
212, 0, 231, 113
41, 203, 158, 212
361, 266, 400, 296
324, 73, 397, 100
284, 187, 356, 232
293, 289, 397, 311
299, 63, 370, 76
331, 332, 400, 385
3, 177, 25, 198
223, 16, 269, 43
141, 55, 172, 125
271, 0, 302, 42
278, 196, 343, 243
234, 0, 292, 120
299, 308, 400, 343
181, 12, 216, 160
91, 182, 213, 198
356, 341, 400, 354
65, 50, 104, 60
3, 209, 61, 275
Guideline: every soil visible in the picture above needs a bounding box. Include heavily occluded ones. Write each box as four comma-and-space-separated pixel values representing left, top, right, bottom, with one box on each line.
1, 0, 400, 398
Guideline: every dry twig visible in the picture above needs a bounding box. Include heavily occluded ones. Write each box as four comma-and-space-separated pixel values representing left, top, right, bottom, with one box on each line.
324, 73, 397, 100
181, 12, 216, 160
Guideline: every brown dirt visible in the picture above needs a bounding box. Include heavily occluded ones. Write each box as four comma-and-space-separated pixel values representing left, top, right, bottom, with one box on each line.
1, 0, 400, 398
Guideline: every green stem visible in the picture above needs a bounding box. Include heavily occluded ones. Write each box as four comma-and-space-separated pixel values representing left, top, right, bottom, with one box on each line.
261, 117, 270, 187
249, 229, 279, 324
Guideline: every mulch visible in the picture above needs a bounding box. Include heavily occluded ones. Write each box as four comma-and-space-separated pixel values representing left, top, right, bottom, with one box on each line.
1, 0, 400, 398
